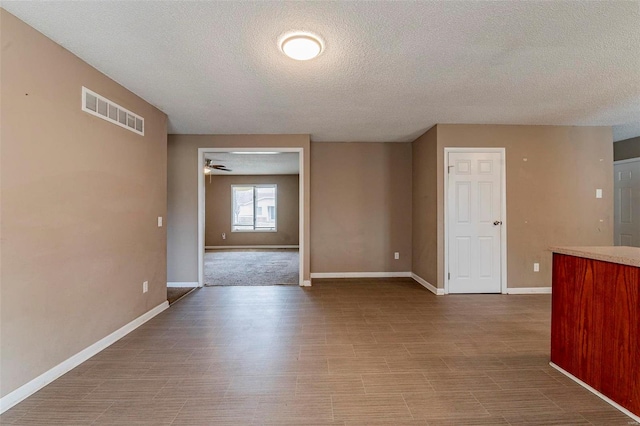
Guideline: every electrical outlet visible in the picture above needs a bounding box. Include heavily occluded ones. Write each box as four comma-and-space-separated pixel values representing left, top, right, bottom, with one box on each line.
533, 263, 540, 272
143, 281, 148, 293
157, 216, 163, 227
222, 233, 226, 240
394, 252, 400, 260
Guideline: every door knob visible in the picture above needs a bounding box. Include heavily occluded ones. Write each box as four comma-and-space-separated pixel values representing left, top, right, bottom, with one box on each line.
493, 220, 502, 226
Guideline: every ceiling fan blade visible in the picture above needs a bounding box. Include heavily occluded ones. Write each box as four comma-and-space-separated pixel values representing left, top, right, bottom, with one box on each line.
204, 160, 233, 172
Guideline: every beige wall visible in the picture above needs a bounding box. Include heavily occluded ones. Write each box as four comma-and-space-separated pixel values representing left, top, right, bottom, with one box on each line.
411, 127, 439, 285
205, 175, 299, 246
310, 142, 412, 273
167, 135, 310, 283
614, 136, 640, 161
0, 10, 167, 397
429, 124, 614, 289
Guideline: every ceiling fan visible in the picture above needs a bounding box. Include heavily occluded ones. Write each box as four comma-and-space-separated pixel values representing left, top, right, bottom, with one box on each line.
204, 159, 232, 173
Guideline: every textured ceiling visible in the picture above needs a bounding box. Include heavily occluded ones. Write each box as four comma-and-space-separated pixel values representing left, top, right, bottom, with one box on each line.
204, 152, 299, 175
2, 1, 639, 142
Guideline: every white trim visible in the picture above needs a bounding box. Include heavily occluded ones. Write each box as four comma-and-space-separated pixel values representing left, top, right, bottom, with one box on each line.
411, 273, 445, 295
167, 282, 199, 288
549, 362, 640, 423
205, 245, 299, 250
231, 230, 277, 233
0, 301, 169, 414
298, 149, 305, 287
198, 147, 305, 288
198, 150, 205, 288
614, 158, 640, 165
506, 287, 552, 294
444, 147, 507, 295
310, 272, 412, 279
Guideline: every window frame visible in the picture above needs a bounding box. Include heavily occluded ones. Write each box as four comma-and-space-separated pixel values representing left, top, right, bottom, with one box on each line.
231, 184, 277, 232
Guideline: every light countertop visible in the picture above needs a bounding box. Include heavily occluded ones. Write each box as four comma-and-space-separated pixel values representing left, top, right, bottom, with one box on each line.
550, 246, 640, 268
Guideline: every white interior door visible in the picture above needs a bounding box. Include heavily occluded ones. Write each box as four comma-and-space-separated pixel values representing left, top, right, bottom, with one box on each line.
447, 151, 503, 293
614, 159, 640, 247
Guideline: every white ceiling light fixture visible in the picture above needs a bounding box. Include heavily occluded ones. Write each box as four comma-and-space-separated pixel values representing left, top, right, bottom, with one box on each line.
280, 32, 323, 61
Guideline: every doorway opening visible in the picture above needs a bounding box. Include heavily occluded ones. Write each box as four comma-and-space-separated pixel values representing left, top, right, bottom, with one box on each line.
444, 148, 507, 294
197, 148, 304, 287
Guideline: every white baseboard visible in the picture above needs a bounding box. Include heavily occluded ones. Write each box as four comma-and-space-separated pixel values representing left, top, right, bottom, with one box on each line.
301, 280, 312, 287
205, 245, 299, 250
507, 287, 552, 294
310, 272, 412, 279
549, 362, 640, 423
411, 273, 445, 295
0, 301, 169, 414
167, 282, 199, 288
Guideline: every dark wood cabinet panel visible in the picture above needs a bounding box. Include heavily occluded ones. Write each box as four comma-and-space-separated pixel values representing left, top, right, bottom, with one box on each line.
551, 253, 640, 416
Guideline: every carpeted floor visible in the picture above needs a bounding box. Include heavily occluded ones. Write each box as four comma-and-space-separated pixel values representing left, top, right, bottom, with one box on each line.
204, 249, 299, 286
167, 287, 196, 304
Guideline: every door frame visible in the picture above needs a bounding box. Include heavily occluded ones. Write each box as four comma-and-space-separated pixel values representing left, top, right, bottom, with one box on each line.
197, 147, 304, 287
444, 147, 508, 295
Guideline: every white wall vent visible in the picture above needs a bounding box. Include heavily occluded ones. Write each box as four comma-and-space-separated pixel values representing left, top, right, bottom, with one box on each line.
81, 87, 144, 136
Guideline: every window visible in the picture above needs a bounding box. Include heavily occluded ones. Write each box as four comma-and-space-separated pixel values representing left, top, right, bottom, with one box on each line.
232, 185, 277, 231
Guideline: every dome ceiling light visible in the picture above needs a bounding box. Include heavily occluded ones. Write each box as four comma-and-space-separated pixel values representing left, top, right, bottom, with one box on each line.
280, 32, 323, 61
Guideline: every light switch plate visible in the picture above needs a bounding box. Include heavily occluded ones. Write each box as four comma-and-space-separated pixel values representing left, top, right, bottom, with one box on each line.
157, 216, 163, 227
596, 189, 602, 199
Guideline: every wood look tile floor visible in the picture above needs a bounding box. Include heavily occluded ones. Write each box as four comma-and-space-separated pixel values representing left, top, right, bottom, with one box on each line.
2, 278, 634, 425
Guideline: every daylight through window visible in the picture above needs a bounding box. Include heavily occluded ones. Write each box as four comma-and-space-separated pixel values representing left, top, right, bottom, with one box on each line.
232, 185, 277, 231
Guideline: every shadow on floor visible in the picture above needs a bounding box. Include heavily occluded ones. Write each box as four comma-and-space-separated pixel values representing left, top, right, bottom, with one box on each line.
167, 287, 196, 305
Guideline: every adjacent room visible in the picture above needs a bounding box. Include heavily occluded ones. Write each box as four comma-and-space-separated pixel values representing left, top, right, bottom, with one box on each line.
202, 151, 301, 286
1, 1, 639, 424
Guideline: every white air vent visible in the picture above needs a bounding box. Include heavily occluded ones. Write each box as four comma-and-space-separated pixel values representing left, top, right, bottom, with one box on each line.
82, 87, 144, 136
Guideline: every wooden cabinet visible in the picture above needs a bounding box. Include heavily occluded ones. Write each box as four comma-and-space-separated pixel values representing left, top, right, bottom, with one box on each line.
551, 252, 640, 417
